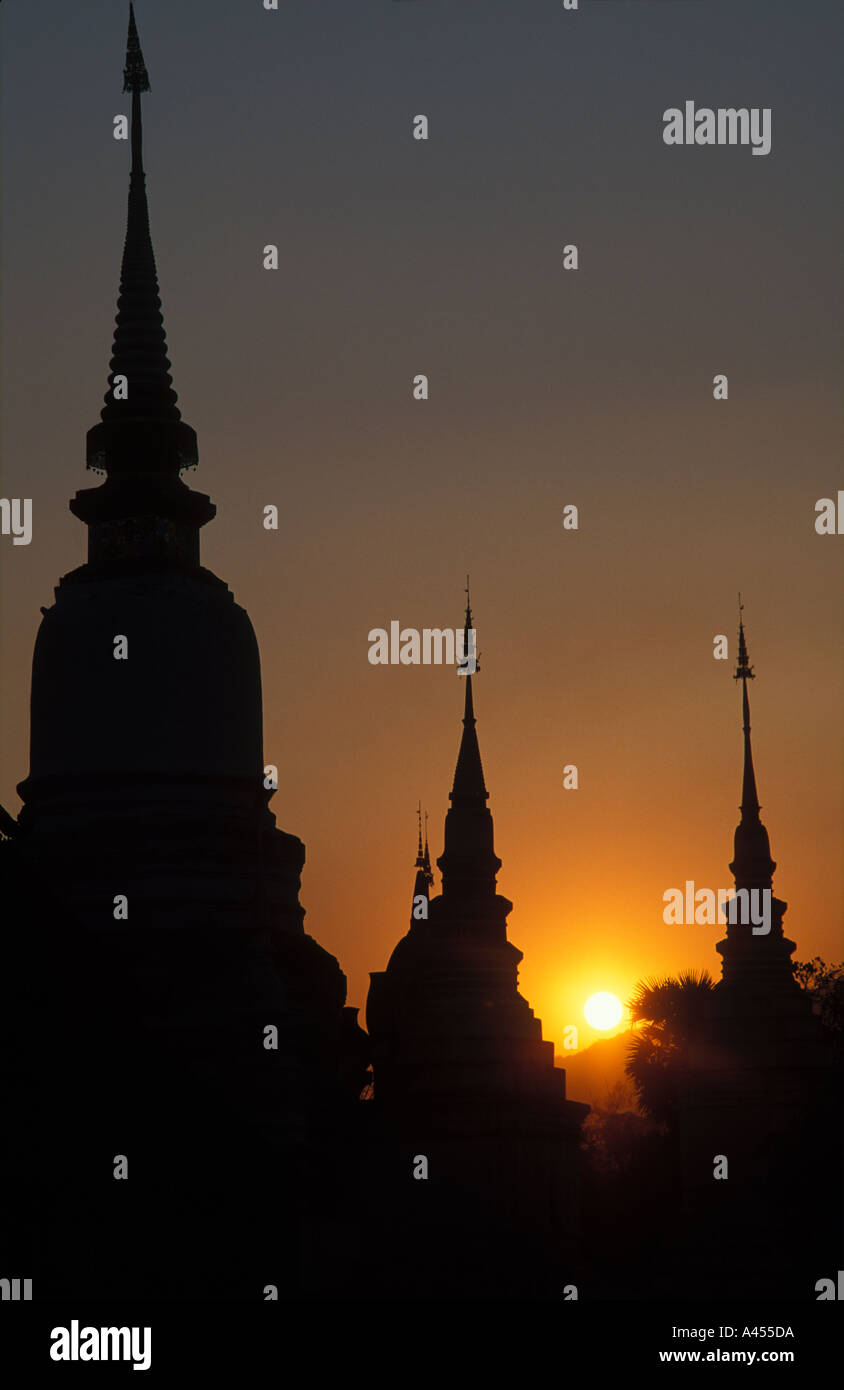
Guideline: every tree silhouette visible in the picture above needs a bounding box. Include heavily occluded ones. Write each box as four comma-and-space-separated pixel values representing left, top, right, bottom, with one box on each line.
624, 970, 715, 1124
793, 957, 844, 1058
581, 1080, 651, 1174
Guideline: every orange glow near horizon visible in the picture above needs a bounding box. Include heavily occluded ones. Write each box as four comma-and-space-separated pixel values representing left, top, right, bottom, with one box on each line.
5, 540, 841, 1065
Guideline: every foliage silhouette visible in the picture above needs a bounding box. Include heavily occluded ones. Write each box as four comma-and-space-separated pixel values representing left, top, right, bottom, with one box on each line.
624, 970, 715, 1124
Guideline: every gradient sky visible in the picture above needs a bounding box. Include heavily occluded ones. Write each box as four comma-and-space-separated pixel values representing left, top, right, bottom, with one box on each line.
2, 0, 842, 1064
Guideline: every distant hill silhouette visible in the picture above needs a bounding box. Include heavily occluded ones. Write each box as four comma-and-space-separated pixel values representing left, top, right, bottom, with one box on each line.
558, 1031, 640, 1112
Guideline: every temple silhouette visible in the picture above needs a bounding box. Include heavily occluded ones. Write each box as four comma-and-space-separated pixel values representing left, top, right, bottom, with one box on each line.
0, 8, 840, 1303
675, 613, 842, 1300
365, 597, 588, 1296
0, 7, 365, 1300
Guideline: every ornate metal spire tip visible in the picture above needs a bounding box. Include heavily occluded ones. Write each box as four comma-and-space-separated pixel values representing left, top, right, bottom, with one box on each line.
124, 4, 151, 93
734, 594, 755, 683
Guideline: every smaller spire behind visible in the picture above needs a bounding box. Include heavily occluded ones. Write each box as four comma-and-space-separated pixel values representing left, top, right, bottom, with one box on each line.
415, 802, 425, 867
411, 805, 434, 919
422, 810, 433, 884
413, 804, 433, 887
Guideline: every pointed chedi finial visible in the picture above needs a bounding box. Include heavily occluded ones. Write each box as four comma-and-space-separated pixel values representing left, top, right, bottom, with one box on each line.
422, 810, 433, 886
462, 573, 479, 676
436, 584, 503, 906
71, 4, 214, 567
729, 599, 776, 891
84, 3, 198, 478
735, 593, 754, 682
452, 581, 486, 805
717, 600, 798, 990
124, 4, 150, 93
411, 804, 433, 920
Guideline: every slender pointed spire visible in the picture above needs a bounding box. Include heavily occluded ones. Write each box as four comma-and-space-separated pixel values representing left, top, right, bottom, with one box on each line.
734, 596, 760, 821
71, 5, 213, 564
85, 3, 196, 476
461, 574, 479, 676
729, 600, 776, 891
437, 587, 502, 907
411, 805, 434, 918
124, 4, 150, 95
717, 602, 797, 990
413, 804, 433, 885
451, 577, 486, 806
422, 810, 433, 883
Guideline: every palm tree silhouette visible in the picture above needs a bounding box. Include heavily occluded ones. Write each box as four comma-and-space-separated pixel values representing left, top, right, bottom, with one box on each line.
625, 970, 715, 1124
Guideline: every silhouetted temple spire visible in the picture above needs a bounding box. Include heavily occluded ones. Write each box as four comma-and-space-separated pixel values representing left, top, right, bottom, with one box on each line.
422, 811, 432, 881
365, 594, 588, 1297
124, 3, 150, 93
413, 804, 433, 886
85, 3, 196, 477
729, 603, 776, 892
451, 581, 487, 807
410, 805, 434, 918
715, 602, 796, 990
71, 4, 213, 562
437, 590, 502, 910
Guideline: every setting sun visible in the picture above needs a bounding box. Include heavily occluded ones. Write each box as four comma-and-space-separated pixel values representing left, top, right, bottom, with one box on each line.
584, 992, 623, 1031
